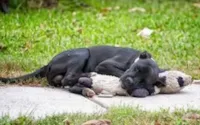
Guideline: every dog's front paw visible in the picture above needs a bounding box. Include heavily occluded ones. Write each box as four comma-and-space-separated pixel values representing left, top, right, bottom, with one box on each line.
78, 77, 93, 88
131, 88, 149, 98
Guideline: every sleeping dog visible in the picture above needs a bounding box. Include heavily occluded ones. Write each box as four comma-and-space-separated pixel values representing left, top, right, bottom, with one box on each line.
0, 45, 164, 96
53, 52, 165, 96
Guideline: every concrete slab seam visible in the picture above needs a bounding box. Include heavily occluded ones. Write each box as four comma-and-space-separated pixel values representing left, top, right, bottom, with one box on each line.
86, 97, 109, 110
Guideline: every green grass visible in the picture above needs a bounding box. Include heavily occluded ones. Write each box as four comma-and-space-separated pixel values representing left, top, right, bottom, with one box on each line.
1, 0, 200, 124
0, 0, 200, 78
1, 107, 200, 125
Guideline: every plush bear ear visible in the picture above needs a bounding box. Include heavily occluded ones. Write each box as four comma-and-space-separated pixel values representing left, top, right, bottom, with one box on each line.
139, 51, 152, 59
177, 76, 184, 87
154, 76, 166, 87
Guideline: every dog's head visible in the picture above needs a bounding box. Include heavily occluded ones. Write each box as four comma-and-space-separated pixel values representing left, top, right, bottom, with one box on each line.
120, 51, 161, 93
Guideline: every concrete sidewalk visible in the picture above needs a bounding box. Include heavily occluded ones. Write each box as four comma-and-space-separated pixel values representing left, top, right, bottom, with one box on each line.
0, 86, 106, 119
0, 84, 200, 119
91, 84, 200, 111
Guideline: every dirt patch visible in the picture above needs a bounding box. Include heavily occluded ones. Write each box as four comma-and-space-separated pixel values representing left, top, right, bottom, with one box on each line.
0, 71, 47, 87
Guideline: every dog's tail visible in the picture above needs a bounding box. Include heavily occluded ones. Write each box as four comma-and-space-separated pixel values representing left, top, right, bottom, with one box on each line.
0, 65, 48, 84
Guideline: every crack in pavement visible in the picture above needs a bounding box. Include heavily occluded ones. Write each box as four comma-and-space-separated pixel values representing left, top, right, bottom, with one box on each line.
86, 97, 109, 110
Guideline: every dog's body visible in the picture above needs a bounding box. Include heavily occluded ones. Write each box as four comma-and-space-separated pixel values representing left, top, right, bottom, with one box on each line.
0, 45, 164, 95
42, 46, 142, 87
52, 47, 165, 96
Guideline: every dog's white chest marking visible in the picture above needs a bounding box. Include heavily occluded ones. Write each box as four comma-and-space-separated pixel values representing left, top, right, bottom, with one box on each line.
134, 57, 155, 63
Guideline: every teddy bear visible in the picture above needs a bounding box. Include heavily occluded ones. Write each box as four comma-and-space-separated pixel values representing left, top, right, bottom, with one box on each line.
78, 70, 192, 98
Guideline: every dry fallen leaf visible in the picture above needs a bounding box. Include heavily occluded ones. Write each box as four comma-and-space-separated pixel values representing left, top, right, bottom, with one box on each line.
77, 28, 83, 34
182, 113, 200, 121
63, 119, 71, 125
101, 7, 112, 13
129, 7, 146, 13
40, 23, 46, 29
81, 119, 111, 125
0, 43, 7, 51
154, 120, 161, 125
137, 27, 154, 38
114, 6, 120, 10
193, 3, 200, 8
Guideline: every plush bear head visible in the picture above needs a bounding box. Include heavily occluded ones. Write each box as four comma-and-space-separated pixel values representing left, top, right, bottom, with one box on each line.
155, 70, 193, 94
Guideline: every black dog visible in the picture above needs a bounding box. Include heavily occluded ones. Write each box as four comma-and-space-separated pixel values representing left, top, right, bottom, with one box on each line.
52, 50, 165, 97
0, 45, 164, 96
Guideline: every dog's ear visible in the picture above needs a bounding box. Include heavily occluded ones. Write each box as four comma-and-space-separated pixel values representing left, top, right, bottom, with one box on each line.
139, 51, 152, 59
154, 76, 166, 87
